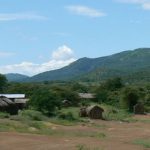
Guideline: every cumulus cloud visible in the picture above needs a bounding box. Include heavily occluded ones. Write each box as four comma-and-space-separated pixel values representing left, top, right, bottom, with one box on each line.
117, 0, 150, 10
0, 45, 76, 76
0, 12, 48, 21
66, 5, 106, 17
52, 45, 74, 60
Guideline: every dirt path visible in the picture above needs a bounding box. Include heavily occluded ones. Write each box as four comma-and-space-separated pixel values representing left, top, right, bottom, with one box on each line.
0, 115, 150, 150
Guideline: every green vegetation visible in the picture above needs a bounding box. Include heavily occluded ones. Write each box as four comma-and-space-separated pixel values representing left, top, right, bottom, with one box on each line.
0, 112, 10, 119
29, 89, 62, 116
0, 49, 150, 137
121, 87, 139, 112
0, 74, 7, 92
133, 139, 150, 148
5, 48, 150, 83
76, 144, 103, 150
5, 73, 29, 82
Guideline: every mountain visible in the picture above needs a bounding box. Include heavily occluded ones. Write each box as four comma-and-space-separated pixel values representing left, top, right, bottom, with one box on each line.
25, 48, 150, 83
5, 73, 29, 82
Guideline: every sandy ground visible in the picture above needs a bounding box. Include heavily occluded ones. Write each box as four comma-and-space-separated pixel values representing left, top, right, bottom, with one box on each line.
0, 115, 150, 150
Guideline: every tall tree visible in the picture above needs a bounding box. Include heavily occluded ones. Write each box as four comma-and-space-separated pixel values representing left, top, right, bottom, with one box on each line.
0, 74, 7, 92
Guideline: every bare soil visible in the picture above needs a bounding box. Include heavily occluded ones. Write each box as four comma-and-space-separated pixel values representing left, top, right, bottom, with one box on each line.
0, 115, 150, 150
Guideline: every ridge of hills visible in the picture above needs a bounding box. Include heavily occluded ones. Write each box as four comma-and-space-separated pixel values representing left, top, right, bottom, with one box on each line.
4, 48, 150, 83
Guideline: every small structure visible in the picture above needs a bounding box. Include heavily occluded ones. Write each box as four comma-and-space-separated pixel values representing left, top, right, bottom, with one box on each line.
0, 94, 29, 114
78, 93, 95, 99
0, 96, 18, 115
79, 107, 88, 117
134, 103, 145, 115
86, 105, 104, 119
62, 100, 71, 107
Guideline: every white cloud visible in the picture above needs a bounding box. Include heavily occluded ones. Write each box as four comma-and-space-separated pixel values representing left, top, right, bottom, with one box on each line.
142, 2, 150, 9
117, 0, 150, 10
0, 51, 15, 57
0, 45, 76, 76
52, 45, 74, 60
0, 12, 48, 21
66, 5, 106, 17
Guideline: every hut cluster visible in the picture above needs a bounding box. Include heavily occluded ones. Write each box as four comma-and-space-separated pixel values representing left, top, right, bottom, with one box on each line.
0, 94, 28, 115
79, 105, 104, 119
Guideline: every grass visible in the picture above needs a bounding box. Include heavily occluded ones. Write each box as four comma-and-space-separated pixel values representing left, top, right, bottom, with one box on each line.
101, 104, 133, 121
133, 139, 150, 148
0, 112, 10, 119
76, 144, 103, 150
73, 131, 106, 139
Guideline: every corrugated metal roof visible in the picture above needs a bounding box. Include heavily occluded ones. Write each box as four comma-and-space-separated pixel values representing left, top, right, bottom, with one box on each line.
14, 99, 29, 103
0, 94, 25, 99
78, 93, 95, 99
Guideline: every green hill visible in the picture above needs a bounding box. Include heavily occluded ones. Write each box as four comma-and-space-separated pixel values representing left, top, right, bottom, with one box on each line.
19, 48, 150, 83
5, 73, 29, 82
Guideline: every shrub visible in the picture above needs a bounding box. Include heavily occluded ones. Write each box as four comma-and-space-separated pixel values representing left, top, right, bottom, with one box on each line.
120, 87, 139, 112
58, 112, 76, 121
19, 110, 47, 121
0, 112, 10, 119
29, 89, 61, 116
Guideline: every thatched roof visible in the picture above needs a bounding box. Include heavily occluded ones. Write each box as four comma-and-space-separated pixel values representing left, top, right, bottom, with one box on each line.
86, 105, 104, 119
78, 93, 95, 99
0, 96, 14, 107
86, 105, 104, 113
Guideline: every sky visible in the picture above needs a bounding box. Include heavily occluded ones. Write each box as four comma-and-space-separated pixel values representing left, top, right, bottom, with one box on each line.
0, 0, 150, 76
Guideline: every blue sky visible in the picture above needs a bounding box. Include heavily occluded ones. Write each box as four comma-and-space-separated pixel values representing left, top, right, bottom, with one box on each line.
0, 0, 150, 75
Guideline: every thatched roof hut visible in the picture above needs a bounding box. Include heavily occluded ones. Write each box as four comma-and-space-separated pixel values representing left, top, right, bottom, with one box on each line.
0, 96, 14, 107
86, 105, 104, 119
0, 96, 18, 114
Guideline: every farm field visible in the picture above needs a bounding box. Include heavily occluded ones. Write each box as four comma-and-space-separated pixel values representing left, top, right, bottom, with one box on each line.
0, 115, 150, 150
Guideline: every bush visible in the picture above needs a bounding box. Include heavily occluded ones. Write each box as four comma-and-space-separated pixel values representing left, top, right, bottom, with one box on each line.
58, 112, 76, 121
19, 110, 47, 121
102, 105, 131, 121
0, 112, 10, 119
120, 87, 139, 112
29, 89, 61, 116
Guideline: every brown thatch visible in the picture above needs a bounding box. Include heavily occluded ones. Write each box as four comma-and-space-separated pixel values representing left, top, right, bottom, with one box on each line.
0, 96, 18, 114
79, 107, 88, 117
86, 105, 104, 119
134, 103, 145, 114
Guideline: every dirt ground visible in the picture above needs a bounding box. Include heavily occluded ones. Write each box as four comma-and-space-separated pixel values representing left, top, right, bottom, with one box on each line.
0, 115, 150, 150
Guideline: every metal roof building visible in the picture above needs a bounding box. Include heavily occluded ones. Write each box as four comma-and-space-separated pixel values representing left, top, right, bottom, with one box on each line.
0, 94, 25, 99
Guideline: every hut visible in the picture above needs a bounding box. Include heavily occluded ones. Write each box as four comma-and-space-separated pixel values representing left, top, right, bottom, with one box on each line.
62, 100, 71, 107
79, 107, 88, 117
86, 105, 104, 119
0, 96, 18, 115
134, 103, 145, 115
0, 94, 28, 106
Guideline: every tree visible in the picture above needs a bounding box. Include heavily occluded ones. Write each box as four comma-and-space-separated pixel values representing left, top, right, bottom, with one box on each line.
95, 88, 109, 103
50, 86, 80, 106
104, 77, 124, 91
29, 89, 61, 116
0, 74, 7, 92
121, 87, 139, 112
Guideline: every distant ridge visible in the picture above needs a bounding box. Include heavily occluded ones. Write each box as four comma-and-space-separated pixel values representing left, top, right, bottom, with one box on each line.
5, 73, 29, 82
5, 48, 150, 83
